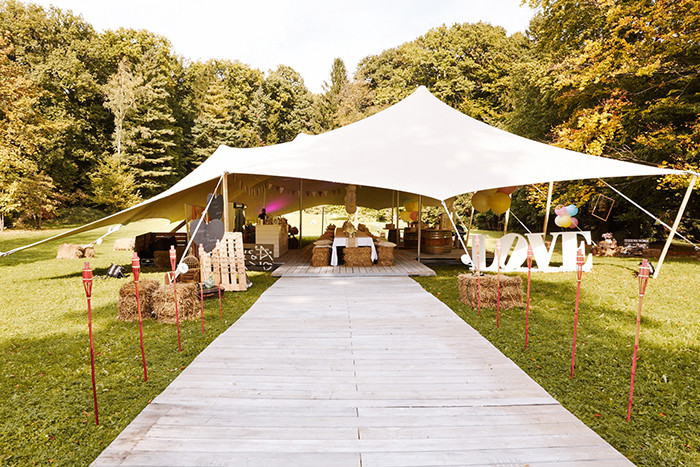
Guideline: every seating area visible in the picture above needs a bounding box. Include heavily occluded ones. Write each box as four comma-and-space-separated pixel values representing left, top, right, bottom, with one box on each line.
311, 222, 397, 267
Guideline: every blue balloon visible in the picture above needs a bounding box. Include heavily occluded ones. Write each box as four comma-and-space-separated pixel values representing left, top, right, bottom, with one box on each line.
565, 204, 579, 216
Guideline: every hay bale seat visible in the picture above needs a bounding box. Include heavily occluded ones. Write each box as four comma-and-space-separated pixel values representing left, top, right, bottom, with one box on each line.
57, 244, 94, 259
113, 238, 135, 251
311, 246, 331, 267
117, 279, 160, 321
458, 273, 523, 309
344, 246, 373, 267
376, 241, 396, 266
152, 283, 199, 323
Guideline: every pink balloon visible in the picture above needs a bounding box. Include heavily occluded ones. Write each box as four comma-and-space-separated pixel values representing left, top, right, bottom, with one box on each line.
497, 186, 517, 195
569, 217, 579, 229
410, 210, 418, 222
554, 205, 567, 216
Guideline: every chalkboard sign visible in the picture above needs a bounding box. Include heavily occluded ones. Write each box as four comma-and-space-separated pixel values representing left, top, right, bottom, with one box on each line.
190, 218, 224, 252
244, 244, 274, 271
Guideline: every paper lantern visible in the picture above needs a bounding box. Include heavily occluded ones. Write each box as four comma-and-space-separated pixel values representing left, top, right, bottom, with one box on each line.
471, 191, 491, 212
497, 186, 517, 195
489, 192, 511, 214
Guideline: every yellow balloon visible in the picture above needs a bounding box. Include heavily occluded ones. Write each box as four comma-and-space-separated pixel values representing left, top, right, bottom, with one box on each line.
400, 211, 413, 222
489, 192, 512, 214
559, 215, 572, 228
482, 188, 498, 196
404, 200, 419, 212
471, 191, 492, 212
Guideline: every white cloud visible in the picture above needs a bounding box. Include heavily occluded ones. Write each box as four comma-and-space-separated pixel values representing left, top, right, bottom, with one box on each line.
28, 0, 535, 92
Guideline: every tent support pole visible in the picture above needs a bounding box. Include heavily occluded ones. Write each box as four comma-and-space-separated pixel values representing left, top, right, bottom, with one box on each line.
417, 195, 422, 262
223, 172, 230, 232
298, 179, 303, 246
504, 209, 510, 235
321, 206, 325, 234
396, 191, 401, 245
653, 174, 697, 278
442, 201, 469, 255
543, 181, 553, 237
465, 207, 474, 247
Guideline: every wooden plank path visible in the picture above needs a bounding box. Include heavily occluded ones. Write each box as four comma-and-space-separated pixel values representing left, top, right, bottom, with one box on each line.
93, 277, 632, 466
272, 246, 436, 277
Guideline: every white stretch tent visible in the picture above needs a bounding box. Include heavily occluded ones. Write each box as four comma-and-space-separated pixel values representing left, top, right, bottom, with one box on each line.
1, 86, 686, 255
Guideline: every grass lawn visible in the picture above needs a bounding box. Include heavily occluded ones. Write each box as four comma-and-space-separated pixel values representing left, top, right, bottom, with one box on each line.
0, 221, 276, 465
414, 254, 699, 466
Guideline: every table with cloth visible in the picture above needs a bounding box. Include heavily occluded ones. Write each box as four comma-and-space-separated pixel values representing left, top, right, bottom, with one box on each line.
330, 228, 378, 266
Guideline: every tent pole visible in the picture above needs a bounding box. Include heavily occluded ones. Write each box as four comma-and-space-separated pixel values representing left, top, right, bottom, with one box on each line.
442, 201, 468, 254
653, 174, 697, 278
321, 206, 325, 234
396, 191, 401, 245
298, 179, 303, 246
465, 207, 474, 247
223, 172, 230, 232
543, 181, 553, 237
504, 209, 510, 235
417, 195, 422, 262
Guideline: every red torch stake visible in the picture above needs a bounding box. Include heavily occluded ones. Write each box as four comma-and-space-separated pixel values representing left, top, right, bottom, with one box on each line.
570, 248, 585, 378
525, 244, 533, 349
218, 285, 222, 319
496, 239, 502, 328
169, 246, 182, 352
82, 263, 99, 425
474, 236, 481, 315
132, 253, 147, 381
627, 259, 650, 422
199, 281, 205, 334
216, 240, 223, 319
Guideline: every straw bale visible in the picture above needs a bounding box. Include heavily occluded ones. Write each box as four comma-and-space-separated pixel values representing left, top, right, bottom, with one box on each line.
152, 283, 199, 323
344, 246, 372, 267
56, 244, 94, 259
458, 273, 523, 309
311, 246, 331, 267
377, 245, 395, 266
117, 278, 160, 321
113, 238, 135, 251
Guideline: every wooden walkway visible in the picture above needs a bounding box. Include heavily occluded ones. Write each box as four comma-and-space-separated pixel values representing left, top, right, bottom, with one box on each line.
93, 277, 632, 466
272, 246, 436, 277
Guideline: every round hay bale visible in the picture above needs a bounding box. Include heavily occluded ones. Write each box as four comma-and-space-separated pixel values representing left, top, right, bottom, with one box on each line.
117, 278, 160, 321
57, 244, 94, 259
152, 283, 199, 323
113, 238, 135, 251
458, 273, 523, 309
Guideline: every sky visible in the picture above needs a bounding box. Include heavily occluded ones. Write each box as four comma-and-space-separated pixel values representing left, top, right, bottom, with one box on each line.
29, 0, 537, 93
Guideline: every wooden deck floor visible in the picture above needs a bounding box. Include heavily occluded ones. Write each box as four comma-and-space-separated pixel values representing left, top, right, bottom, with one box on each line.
272, 246, 436, 277
93, 277, 632, 466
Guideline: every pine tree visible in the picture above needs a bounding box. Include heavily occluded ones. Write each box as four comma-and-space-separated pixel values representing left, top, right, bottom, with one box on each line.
317, 58, 349, 131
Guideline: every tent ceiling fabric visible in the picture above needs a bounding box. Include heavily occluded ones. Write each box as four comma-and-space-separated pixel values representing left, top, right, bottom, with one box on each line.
5, 86, 684, 252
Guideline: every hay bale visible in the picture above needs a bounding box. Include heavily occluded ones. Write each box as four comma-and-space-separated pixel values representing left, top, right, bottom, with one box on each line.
57, 244, 94, 259
344, 246, 372, 267
113, 238, 135, 251
458, 274, 523, 309
311, 246, 331, 267
117, 278, 160, 321
152, 283, 199, 323
376, 244, 395, 266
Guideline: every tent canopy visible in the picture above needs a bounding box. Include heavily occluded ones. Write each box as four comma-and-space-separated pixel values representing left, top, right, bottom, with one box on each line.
1, 86, 684, 254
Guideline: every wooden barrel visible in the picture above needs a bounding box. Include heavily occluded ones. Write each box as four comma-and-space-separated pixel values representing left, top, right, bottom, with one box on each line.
404, 230, 418, 249
421, 230, 452, 254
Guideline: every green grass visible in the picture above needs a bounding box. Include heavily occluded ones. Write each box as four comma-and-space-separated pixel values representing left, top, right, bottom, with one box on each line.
0, 221, 276, 465
414, 255, 699, 466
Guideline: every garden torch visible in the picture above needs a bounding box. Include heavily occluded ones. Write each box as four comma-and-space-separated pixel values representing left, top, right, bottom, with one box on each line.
132, 253, 147, 381
474, 236, 481, 315
170, 245, 182, 352
82, 262, 99, 425
525, 244, 533, 349
570, 248, 585, 378
627, 259, 651, 422
496, 238, 502, 328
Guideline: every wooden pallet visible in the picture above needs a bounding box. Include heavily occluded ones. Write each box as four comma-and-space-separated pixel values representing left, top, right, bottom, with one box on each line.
198, 233, 248, 291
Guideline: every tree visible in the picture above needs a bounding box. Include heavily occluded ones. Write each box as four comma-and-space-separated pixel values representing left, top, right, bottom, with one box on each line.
103, 57, 140, 161
316, 58, 349, 131
252, 65, 316, 144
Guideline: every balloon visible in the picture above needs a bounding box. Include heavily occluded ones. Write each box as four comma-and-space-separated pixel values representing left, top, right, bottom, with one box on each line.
482, 188, 499, 195
565, 204, 579, 216
497, 186, 517, 195
559, 215, 572, 228
404, 200, 419, 212
554, 216, 563, 227
400, 211, 412, 222
410, 210, 418, 221
489, 192, 511, 214
471, 191, 492, 212
569, 217, 579, 229
554, 205, 567, 216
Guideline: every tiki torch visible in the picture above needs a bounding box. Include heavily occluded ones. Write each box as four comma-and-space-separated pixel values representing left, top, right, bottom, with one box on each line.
496, 238, 502, 328
132, 253, 147, 381
570, 248, 585, 378
82, 262, 99, 425
474, 236, 481, 315
627, 259, 651, 422
525, 244, 533, 349
169, 245, 182, 352
199, 252, 205, 334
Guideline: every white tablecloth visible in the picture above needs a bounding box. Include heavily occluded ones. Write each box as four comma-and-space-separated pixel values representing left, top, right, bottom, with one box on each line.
330, 237, 378, 266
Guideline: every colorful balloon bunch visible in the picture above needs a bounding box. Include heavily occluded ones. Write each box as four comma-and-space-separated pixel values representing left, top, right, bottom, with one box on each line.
400, 200, 419, 222
554, 204, 579, 229
471, 186, 516, 214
